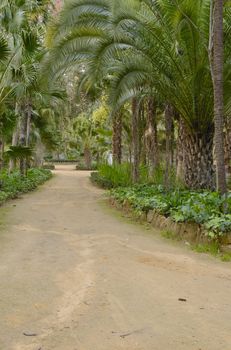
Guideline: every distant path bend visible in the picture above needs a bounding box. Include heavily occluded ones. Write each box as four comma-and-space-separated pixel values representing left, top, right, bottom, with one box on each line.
0, 165, 231, 350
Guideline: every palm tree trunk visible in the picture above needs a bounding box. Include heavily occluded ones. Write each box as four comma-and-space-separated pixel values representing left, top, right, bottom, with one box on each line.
224, 117, 231, 171
9, 128, 19, 173
210, 0, 227, 194
26, 102, 32, 147
138, 101, 146, 165
19, 114, 27, 176
112, 112, 122, 164
0, 137, 4, 170
34, 139, 45, 167
145, 98, 159, 174
131, 98, 140, 183
181, 121, 215, 190
84, 146, 92, 169
26, 102, 32, 170
164, 104, 174, 189
176, 118, 185, 183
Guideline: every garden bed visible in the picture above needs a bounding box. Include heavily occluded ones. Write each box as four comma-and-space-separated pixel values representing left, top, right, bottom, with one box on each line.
109, 185, 231, 247
0, 168, 52, 205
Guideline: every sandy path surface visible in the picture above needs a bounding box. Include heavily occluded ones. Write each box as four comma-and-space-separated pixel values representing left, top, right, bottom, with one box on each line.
0, 165, 231, 350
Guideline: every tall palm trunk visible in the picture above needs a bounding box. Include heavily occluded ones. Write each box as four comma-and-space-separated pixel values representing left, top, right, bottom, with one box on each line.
0, 122, 4, 170
0, 138, 4, 170
224, 117, 231, 170
26, 102, 32, 170
84, 145, 92, 169
9, 128, 19, 173
164, 104, 174, 189
19, 113, 27, 176
131, 98, 140, 182
145, 98, 159, 174
26, 102, 32, 147
210, 0, 227, 194
112, 112, 122, 164
176, 118, 185, 183
34, 139, 45, 167
138, 101, 147, 165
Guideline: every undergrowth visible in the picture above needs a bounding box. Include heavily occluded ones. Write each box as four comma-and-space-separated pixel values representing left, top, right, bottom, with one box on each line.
0, 168, 52, 204
110, 184, 231, 239
91, 164, 231, 240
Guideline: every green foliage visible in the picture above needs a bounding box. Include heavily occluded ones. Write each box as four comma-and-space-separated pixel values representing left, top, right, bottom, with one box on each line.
193, 243, 220, 256
4, 146, 33, 161
220, 253, 231, 262
90, 163, 179, 189
161, 230, 179, 241
205, 215, 231, 238
0, 35, 9, 61
110, 185, 231, 238
76, 161, 97, 171
91, 163, 132, 189
192, 243, 231, 262
0, 168, 52, 204
91, 172, 111, 189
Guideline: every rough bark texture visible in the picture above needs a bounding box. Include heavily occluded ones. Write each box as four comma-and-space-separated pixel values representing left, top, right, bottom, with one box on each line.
26, 102, 32, 170
34, 139, 45, 167
211, 0, 227, 193
176, 119, 185, 183
224, 117, 231, 170
145, 98, 159, 174
9, 128, 19, 173
84, 146, 92, 169
19, 113, 27, 176
164, 104, 174, 189
181, 121, 215, 190
0, 136, 4, 170
26, 103, 32, 147
112, 112, 122, 164
132, 98, 140, 183
139, 102, 146, 165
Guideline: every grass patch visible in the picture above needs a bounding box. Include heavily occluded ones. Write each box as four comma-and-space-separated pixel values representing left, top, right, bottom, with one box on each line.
220, 253, 231, 262
161, 230, 179, 241
193, 242, 220, 256
193, 242, 231, 262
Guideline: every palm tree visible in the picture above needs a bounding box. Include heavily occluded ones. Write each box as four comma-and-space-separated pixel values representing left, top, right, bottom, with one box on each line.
47, 0, 231, 189
0, 0, 63, 173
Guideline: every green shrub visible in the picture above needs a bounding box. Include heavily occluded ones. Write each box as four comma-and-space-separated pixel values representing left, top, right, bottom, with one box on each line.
110, 185, 231, 238
91, 163, 132, 189
90, 162, 183, 189
0, 168, 52, 204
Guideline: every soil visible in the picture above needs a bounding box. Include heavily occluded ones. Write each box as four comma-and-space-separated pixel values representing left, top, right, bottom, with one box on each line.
0, 165, 231, 350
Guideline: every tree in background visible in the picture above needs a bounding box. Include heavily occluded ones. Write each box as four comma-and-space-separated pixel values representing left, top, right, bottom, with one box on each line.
210, 0, 227, 194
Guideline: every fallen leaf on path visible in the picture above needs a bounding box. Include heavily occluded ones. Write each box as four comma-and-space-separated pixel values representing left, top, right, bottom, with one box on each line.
23, 332, 37, 336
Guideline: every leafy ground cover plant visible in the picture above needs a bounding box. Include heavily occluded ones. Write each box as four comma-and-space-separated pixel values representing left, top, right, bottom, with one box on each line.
110, 185, 231, 238
0, 168, 52, 204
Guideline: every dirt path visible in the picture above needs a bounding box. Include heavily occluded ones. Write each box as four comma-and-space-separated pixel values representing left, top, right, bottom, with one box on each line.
0, 165, 231, 350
